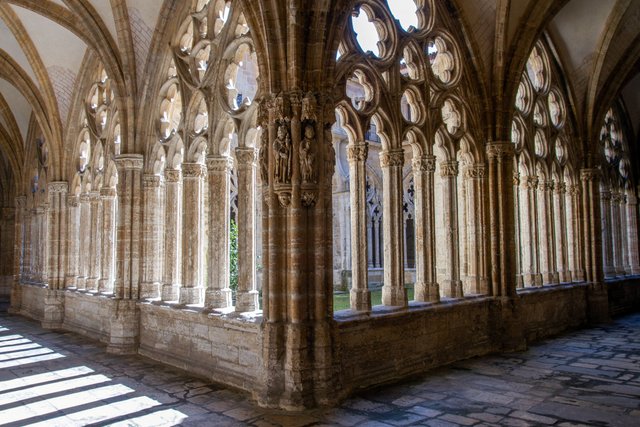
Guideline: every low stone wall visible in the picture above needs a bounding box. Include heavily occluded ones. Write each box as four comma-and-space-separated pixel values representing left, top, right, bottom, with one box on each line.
335, 298, 496, 396
517, 283, 589, 342
608, 276, 640, 316
138, 303, 262, 394
19, 283, 46, 321
63, 291, 115, 343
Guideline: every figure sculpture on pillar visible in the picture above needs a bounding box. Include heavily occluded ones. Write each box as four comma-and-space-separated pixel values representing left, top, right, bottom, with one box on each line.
300, 123, 316, 184
273, 122, 292, 184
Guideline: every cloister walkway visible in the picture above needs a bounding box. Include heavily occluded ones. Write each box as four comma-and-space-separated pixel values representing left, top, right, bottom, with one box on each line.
0, 304, 639, 426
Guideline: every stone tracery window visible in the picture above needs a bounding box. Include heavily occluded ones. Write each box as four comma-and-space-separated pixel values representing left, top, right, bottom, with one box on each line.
334, 1, 478, 311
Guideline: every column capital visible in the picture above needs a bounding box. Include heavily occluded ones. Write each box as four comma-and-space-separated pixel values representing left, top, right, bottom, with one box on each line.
580, 168, 600, 182
379, 149, 404, 168
554, 182, 566, 194
465, 164, 486, 179
347, 142, 368, 162
182, 162, 206, 178
15, 195, 27, 208
89, 191, 101, 201
439, 160, 458, 177
568, 184, 581, 196
411, 155, 436, 173
486, 141, 515, 162
164, 168, 182, 182
115, 154, 144, 171
67, 194, 80, 207
235, 147, 258, 166
143, 174, 163, 188
523, 175, 539, 190
542, 181, 554, 192
513, 173, 520, 186
80, 193, 91, 203
600, 190, 612, 201
206, 156, 233, 172
47, 181, 68, 194
100, 187, 117, 198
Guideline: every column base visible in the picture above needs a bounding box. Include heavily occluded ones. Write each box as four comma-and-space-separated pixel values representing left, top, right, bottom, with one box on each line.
98, 278, 112, 293
204, 288, 232, 309
179, 287, 203, 305
140, 281, 161, 300
558, 271, 571, 283
42, 289, 65, 330
631, 267, 640, 275
442, 280, 463, 298
236, 290, 259, 312
9, 282, 22, 314
65, 275, 77, 289
76, 277, 87, 290
414, 281, 440, 303
86, 277, 99, 292
161, 283, 180, 302
349, 288, 371, 312
542, 272, 558, 285
571, 270, 585, 282
522, 273, 542, 287
382, 285, 407, 307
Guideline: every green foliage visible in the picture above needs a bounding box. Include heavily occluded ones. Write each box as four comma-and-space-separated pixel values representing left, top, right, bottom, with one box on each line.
229, 219, 238, 292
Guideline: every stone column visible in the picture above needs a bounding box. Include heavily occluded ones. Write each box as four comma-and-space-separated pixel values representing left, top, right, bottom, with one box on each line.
204, 157, 233, 308
235, 147, 259, 311
9, 196, 26, 313
114, 154, 144, 300
464, 164, 488, 294
486, 142, 516, 297
347, 142, 370, 311
553, 182, 569, 282
439, 160, 462, 298
514, 173, 524, 288
600, 189, 615, 278
86, 191, 102, 291
22, 209, 32, 281
567, 184, 585, 281
140, 174, 164, 299
380, 149, 407, 307
162, 169, 182, 301
99, 187, 117, 293
77, 193, 91, 290
610, 192, 624, 276
34, 207, 47, 283
412, 155, 439, 302
65, 194, 80, 288
626, 191, 640, 274
47, 182, 68, 290
620, 194, 630, 275
538, 181, 557, 284
179, 162, 205, 305
520, 176, 541, 287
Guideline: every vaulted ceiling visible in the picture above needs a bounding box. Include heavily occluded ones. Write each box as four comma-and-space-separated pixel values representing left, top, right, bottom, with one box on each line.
0, 0, 639, 200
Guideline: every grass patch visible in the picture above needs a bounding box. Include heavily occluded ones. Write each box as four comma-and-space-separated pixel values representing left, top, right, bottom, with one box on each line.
333, 287, 415, 311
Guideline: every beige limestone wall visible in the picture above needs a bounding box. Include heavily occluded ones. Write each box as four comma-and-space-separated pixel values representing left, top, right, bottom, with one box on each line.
0, 276, 11, 301
336, 299, 495, 395
63, 292, 114, 343
18, 284, 46, 321
138, 303, 262, 393
518, 284, 589, 342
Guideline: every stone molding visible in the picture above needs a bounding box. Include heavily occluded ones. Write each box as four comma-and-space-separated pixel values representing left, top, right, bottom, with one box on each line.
235, 147, 257, 165
411, 155, 436, 173
182, 163, 206, 178
465, 164, 486, 179
206, 156, 233, 172
580, 168, 600, 182
67, 194, 80, 207
524, 176, 539, 190
15, 195, 27, 208
486, 142, 515, 162
554, 182, 566, 194
143, 174, 163, 188
48, 181, 69, 194
100, 187, 117, 198
164, 168, 182, 182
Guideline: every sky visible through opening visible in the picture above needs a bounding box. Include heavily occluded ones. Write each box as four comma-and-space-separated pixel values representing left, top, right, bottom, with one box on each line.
352, 0, 419, 56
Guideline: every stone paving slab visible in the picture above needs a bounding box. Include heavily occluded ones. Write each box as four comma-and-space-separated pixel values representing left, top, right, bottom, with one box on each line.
1, 307, 640, 426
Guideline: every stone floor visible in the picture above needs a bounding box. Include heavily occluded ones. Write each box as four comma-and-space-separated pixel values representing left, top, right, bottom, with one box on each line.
1, 307, 639, 427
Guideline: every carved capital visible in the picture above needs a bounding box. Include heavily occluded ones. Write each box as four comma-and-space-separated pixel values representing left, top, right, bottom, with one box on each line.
143, 174, 163, 188
380, 149, 404, 168
440, 161, 458, 177
347, 143, 368, 162
206, 156, 233, 172
47, 181, 68, 194
542, 181, 554, 192
513, 173, 520, 186
89, 191, 101, 201
100, 187, 117, 198
524, 176, 539, 190
182, 162, 206, 178
412, 155, 436, 173
465, 164, 485, 179
486, 142, 515, 162
67, 194, 79, 207
164, 168, 182, 182
15, 195, 27, 209
80, 193, 91, 203
235, 147, 257, 165
301, 191, 317, 207
611, 193, 622, 204
277, 191, 292, 207
554, 182, 566, 194
115, 154, 144, 171
600, 191, 611, 201
580, 168, 600, 183
568, 185, 580, 196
